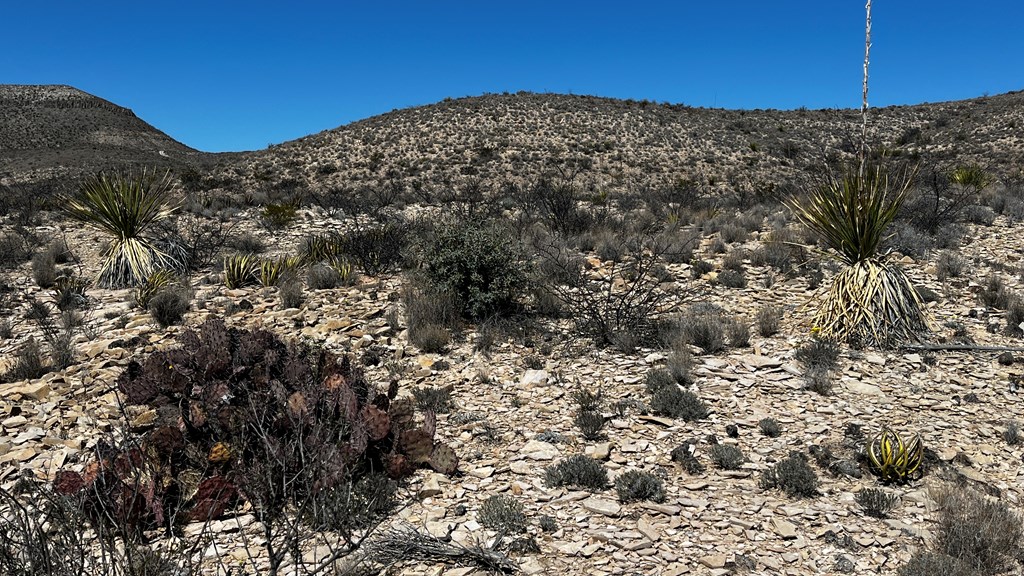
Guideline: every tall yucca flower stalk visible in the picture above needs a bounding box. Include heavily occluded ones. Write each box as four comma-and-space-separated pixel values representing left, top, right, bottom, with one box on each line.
62, 169, 179, 287
789, 165, 928, 347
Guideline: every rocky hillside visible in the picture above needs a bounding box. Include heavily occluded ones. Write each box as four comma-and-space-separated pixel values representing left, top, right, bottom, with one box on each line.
220, 90, 1024, 195
0, 85, 211, 182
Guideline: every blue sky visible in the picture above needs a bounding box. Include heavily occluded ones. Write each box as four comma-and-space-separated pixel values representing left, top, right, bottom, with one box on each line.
3, 1, 1021, 152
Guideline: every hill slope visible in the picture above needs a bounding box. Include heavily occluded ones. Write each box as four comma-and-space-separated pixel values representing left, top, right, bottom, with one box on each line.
221, 90, 1024, 195
0, 84, 210, 182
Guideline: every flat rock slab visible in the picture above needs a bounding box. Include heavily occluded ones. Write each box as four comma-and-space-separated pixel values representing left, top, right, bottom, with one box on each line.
582, 497, 621, 517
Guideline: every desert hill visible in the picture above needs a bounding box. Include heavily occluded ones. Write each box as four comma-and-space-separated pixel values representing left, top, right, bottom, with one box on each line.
0, 84, 211, 183
219, 90, 1024, 196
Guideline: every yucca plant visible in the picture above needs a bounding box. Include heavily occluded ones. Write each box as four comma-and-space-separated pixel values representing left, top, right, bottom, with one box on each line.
300, 232, 344, 265
61, 169, 179, 287
258, 256, 301, 287
866, 426, 924, 484
133, 269, 178, 309
223, 253, 260, 289
789, 165, 928, 347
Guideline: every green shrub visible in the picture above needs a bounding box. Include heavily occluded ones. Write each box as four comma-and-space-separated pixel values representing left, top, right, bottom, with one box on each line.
148, 285, 192, 328
690, 259, 714, 278
650, 385, 708, 421
759, 453, 818, 498
931, 486, 1023, 574
795, 338, 840, 371
260, 201, 298, 229
979, 275, 1012, 309
716, 269, 747, 288
278, 280, 304, 309
709, 444, 744, 470
670, 441, 705, 474
423, 222, 526, 320
412, 386, 454, 413
897, 552, 975, 576
759, 417, 782, 437
614, 470, 666, 503
32, 248, 59, 288
726, 319, 750, 347
856, 488, 899, 518
544, 455, 608, 491
478, 495, 527, 533
676, 303, 728, 353
403, 280, 460, 353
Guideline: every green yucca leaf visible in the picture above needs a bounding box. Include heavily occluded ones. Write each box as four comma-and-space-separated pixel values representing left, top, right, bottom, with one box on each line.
134, 269, 178, 309
259, 256, 301, 287
60, 169, 179, 287
224, 254, 260, 289
788, 165, 913, 266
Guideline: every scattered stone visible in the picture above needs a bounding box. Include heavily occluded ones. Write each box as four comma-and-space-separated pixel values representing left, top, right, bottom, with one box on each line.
582, 497, 621, 517
998, 352, 1015, 366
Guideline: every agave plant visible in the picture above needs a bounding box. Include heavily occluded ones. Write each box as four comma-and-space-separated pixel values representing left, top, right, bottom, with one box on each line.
61, 169, 179, 287
223, 253, 260, 289
789, 164, 928, 347
866, 426, 924, 484
258, 255, 301, 287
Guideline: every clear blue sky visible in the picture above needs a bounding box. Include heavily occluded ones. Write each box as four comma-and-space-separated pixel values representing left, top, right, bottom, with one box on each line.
3, 1, 1021, 152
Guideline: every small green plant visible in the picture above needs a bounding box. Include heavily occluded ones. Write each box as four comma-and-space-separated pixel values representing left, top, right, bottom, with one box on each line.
53, 275, 89, 312
278, 280, 304, 309
1003, 421, 1020, 445
544, 455, 608, 491
133, 269, 177, 309
670, 442, 705, 474
538, 515, 558, 532
795, 337, 841, 371
758, 417, 782, 438
478, 495, 527, 533
759, 453, 819, 498
716, 269, 747, 288
259, 256, 301, 287
726, 318, 750, 347
223, 253, 259, 289
148, 285, 192, 328
690, 259, 714, 278
804, 367, 834, 396
709, 444, 745, 470
866, 427, 924, 484
856, 488, 899, 518
260, 201, 299, 229
646, 371, 709, 421
574, 410, 605, 441
614, 470, 666, 503
61, 169, 179, 287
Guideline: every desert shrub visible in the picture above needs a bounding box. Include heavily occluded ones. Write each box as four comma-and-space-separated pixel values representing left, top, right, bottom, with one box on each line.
412, 386, 454, 413
148, 285, 192, 328
752, 227, 807, 274
804, 368, 834, 396
533, 231, 680, 348
338, 223, 408, 276
165, 213, 234, 271
716, 269, 747, 288
649, 384, 708, 422
856, 488, 899, 518
32, 247, 59, 288
1, 338, 49, 383
0, 229, 34, 271
690, 259, 714, 278
887, 225, 934, 259
931, 486, 1023, 574
228, 232, 266, 254
897, 552, 975, 576
719, 224, 749, 244
670, 441, 705, 474
306, 262, 342, 290
645, 368, 677, 393
759, 417, 782, 437
901, 163, 990, 233
674, 303, 728, 353
665, 345, 694, 384
60, 169, 179, 287
574, 410, 605, 441
964, 204, 996, 226
424, 221, 526, 320
403, 279, 460, 353
258, 256, 301, 287
722, 250, 747, 272
544, 455, 608, 491
260, 201, 299, 229
133, 269, 177, 309
759, 453, 818, 498
979, 275, 1012, 309
726, 318, 750, 347
795, 338, 840, 372
1003, 421, 1021, 445
709, 444, 745, 470
478, 495, 527, 533
0, 320, 11, 340
756, 305, 783, 336
614, 470, 666, 503
278, 280, 304, 309
538, 515, 558, 532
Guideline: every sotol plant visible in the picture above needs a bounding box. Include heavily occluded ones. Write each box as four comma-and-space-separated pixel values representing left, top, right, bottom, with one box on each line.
61, 169, 179, 287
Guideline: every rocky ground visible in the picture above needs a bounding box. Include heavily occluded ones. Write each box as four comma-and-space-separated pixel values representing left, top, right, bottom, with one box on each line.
1, 205, 1023, 576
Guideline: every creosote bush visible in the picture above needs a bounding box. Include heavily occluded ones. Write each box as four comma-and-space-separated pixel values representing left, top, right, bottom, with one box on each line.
545, 455, 608, 491
614, 470, 666, 503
